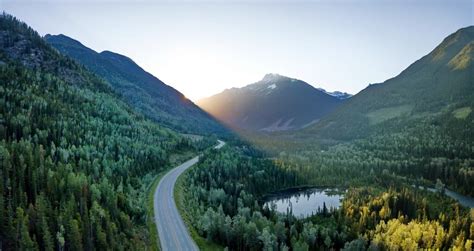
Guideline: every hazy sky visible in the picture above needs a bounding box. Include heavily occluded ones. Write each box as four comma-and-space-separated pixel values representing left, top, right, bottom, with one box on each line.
2, 0, 473, 101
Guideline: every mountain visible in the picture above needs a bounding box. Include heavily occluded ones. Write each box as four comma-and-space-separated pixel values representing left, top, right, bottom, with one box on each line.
197, 74, 345, 131
246, 26, 474, 198
304, 26, 474, 141
45, 34, 227, 135
0, 13, 215, 249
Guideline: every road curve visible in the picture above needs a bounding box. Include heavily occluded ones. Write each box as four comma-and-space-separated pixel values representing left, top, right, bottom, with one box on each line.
154, 140, 225, 251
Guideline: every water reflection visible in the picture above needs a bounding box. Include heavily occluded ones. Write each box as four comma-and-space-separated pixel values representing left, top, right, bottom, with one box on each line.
264, 188, 344, 218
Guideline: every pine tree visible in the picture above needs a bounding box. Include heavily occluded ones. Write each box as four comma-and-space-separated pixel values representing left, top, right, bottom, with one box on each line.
67, 219, 83, 251
14, 207, 37, 250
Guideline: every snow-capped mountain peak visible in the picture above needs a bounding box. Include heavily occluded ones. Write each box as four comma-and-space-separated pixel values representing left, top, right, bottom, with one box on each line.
317, 88, 352, 100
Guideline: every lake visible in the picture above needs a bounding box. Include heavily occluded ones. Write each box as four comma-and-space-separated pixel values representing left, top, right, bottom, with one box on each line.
263, 188, 344, 218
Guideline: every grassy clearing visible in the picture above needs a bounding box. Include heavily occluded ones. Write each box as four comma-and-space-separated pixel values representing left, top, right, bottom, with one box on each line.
452, 106, 472, 119
366, 105, 413, 125
174, 168, 225, 251
448, 42, 473, 70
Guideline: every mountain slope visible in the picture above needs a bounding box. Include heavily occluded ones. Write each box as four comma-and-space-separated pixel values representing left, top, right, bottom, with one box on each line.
197, 74, 345, 131
0, 13, 203, 249
305, 26, 474, 141
248, 26, 474, 196
45, 34, 227, 135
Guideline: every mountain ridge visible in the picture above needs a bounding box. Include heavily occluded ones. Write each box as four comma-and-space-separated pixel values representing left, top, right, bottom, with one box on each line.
45, 34, 228, 135
0, 13, 203, 249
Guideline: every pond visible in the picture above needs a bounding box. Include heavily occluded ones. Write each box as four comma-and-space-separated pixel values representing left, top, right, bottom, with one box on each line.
263, 188, 344, 218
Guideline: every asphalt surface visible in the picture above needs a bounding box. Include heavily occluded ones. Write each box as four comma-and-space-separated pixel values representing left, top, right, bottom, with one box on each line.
154, 140, 225, 251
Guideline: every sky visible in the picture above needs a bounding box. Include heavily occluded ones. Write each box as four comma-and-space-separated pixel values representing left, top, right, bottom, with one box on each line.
2, 0, 473, 101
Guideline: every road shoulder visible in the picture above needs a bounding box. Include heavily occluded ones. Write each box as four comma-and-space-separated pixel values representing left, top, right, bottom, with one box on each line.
147, 150, 197, 250
174, 167, 225, 251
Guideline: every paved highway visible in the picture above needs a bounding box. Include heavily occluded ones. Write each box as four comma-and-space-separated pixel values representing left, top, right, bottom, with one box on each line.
154, 140, 225, 251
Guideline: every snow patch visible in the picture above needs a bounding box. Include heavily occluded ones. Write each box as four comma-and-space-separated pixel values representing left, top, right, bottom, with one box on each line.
267, 84, 277, 90
317, 88, 352, 100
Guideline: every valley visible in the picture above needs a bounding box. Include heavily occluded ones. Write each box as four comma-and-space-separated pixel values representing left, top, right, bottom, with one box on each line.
0, 6, 473, 251
181, 24, 474, 250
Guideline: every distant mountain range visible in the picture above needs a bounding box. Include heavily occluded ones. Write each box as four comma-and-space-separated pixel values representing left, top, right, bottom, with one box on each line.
197, 74, 347, 131
316, 88, 352, 100
45, 34, 227, 135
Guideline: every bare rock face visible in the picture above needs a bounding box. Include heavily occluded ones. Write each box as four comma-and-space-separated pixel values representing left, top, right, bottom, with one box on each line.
0, 29, 88, 87
0, 31, 46, 69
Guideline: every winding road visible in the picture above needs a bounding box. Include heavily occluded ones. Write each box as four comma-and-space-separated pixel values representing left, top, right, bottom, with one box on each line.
154, 140, 225, 251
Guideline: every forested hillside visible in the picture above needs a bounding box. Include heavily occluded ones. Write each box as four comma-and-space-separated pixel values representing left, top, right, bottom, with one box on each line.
0, 13, 206, 249
306, 26, 474, 140
45, 34, 228, 135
